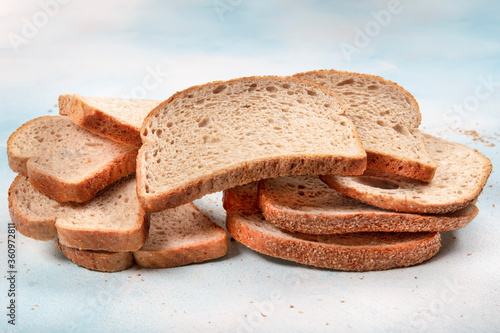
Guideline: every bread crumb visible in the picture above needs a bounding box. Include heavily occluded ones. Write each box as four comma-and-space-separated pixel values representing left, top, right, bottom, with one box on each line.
141, 278, 144, 281
298, 311, 304, 314
341, 301, 345, 303
136, 273, 141, 276
467, 253, 472, 256
290, 305, 294, 308
31, 308, 34, 310
128, 276, 132, 278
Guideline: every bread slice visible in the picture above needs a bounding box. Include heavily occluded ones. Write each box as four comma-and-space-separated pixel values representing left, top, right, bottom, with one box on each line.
7, 116, 137, 202
59, 94, 161, 146
8, 175, 149, 252
55, 239, 135, 272
321, 134, 493, 214
54, 203, 228, 272
259, 175, 478, 234
294, 70, 437, 182
137, 76, 367, 211
224, 184, 441, 271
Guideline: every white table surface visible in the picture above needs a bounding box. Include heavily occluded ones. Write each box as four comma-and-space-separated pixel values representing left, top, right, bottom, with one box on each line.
1, 1, 499, 332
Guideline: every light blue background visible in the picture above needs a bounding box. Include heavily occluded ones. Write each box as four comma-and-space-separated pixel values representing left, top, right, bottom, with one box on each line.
0, 1, 499, 332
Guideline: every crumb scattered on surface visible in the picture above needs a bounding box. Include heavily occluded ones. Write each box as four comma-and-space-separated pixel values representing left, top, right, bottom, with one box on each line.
467, 253, 472, 256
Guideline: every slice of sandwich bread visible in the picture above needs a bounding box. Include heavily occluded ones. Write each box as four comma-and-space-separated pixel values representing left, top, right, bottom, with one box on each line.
7, 116, 137, 202
321, 134, 493, 214
294, 69, 437, 182
259, 175, 478, 234
55, 203, 228, 272
137, 76, 367, 211
59, 94, 161, 146
224, 183, 441, 271
8, 175, 149, 252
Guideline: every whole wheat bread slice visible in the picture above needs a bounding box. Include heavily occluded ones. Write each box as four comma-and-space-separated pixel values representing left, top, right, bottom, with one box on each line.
54, 203, 227, 272
259, 175, 478, 234
294, 70, 437, 182
8, 175, 149, 252
138, 76, 367, 211
224, 184, 441, 271
7, 116, 137, 202
59, 94, 161, 146
321, 134, 493, 214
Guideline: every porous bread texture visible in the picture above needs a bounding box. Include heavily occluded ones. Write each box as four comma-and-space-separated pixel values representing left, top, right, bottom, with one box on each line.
321, 134, 493, 214
55, 239, 135, 272
7, 116, 137, 202
8, 175, 149, 252
138, 76, 367, 211
294, 69, 437, 182
259, 175, 478, 234
54, 203, 227, 271
59, 94, 161, 146
224, 184, 441, 271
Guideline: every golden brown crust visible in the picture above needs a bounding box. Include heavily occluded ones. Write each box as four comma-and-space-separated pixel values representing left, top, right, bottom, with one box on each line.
8, 175, 150, 252
366, 151, 437, 183
226, 210, 441, 271
56, 210, 150, 252
59, 94, 147, 147
55, 239, 135, 272
8, 176, 57, 241
133, 233, 228, 268
26, 149, 137, 203
260, 196, 478, 234
7, 116, 139, 203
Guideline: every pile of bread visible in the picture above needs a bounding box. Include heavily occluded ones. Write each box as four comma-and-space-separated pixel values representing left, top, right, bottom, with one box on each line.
7, 70, 492, 272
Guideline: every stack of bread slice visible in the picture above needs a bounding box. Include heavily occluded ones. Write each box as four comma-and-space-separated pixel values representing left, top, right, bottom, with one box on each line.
7, 72, 492, 272
7, 97, 228, 272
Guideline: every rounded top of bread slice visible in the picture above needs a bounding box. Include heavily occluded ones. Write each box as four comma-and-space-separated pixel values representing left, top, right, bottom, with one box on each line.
137, 75, 367, 211
7, 116, 137, 202
321, 134, 492, 214
294, 69, 437, 181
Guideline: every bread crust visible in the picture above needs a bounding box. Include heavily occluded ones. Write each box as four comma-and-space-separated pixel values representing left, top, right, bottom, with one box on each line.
55, 239, 135, 272
226, 210, 441, 272
53, 203, 227, 271
137, 75, 367, 211
294, 69, 438, 182
258, 176, 478, 234
8, 175, 150, 252
320, 135, 493, 214
8, 176, 58, 241
7, 116, 138, 203
59, 94, 160, 147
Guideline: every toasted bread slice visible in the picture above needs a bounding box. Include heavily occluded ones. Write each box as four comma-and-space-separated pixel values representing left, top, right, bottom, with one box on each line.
137, 76, 367, 211
224, 184, 441, 271
59, 94, 161, 146
54, 203, 228, 272
321, 134, 493, 214
8, 175, 149, 252
7, 116, 137, 202
294, 70, 437, 182
259, 175, 478, 234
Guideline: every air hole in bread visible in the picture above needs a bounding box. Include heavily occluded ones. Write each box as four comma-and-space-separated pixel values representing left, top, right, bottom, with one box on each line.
213, 85, 227, 94
298, 191, 305, 196
156, 129, 162, 138
337, 78, 355, 86
298, 185, 306, 189
143, 128, 148, 136
297, 99, 304, 104
198, 118, 210, 128
282, 84, 291, 89
287, 90, 295, 95
377, 120, 386, 126
354, 176, 400, 190
166, 122, 173, 128
306, 90, 317, 96
393, 124, 411, 137
266, 86, 277, 93
367, 85, 379, 90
